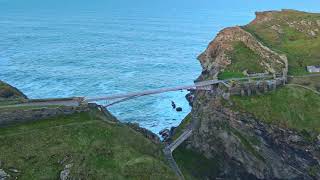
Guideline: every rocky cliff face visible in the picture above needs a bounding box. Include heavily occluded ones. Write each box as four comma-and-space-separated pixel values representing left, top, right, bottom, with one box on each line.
183, 10, 320, 179
188, 92, 320, 179
0, 81, 27, 100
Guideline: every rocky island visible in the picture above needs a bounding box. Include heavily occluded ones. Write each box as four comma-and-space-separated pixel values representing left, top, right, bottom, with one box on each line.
1, 9, 320, 180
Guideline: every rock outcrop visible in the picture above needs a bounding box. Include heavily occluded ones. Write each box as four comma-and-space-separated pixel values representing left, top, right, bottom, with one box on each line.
0, 81, 27, 100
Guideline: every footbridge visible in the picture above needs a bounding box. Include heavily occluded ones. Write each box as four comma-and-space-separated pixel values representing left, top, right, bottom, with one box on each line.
84, 79, 222, 104
84, 75, 275, 106
5, 75, 275, 109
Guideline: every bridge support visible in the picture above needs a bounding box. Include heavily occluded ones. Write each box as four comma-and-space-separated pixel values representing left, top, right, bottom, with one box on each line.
264, 83, 268, 93
273, 82, 277, 91
241, 89, 245, 96
247, 88, 252, 96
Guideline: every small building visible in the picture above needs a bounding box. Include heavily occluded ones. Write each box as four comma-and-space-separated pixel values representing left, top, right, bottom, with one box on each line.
306, 66, 320, 73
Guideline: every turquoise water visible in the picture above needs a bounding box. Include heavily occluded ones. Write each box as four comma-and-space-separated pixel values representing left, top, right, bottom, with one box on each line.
1, 0, 319, 133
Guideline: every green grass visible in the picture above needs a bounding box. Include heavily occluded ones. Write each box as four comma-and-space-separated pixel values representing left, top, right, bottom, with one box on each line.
218, 71, 246, 80
244, 11, 320, 75
173, 144, 220, 180
0, 109, 177, 179
218, 41, 266, 80
231, 86, 320, 132
0, 99, 24, 106
226, 41, 265, 73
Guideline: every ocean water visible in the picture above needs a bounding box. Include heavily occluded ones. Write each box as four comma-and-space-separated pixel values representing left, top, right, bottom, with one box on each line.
1, 0, 319, 133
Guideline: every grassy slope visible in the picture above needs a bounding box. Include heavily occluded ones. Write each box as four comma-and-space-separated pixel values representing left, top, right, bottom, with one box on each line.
231, 86, 320, 132
244, 10, 320, 75
0, 109, 177, 179
218, 41, 265, 79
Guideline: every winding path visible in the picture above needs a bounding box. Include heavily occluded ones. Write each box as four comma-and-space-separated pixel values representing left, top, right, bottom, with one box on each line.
286, 84, 320, 95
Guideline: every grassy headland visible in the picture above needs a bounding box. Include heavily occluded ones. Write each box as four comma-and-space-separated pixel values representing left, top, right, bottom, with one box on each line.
0, 109, 177, 179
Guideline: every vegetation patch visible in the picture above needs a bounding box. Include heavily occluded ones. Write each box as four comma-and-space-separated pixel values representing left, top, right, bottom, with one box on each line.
231, 86, 320, 132
227, 41, 265, 72
218, 71, 245, 80
0, 109, 176, 179
244, 11, 320, 75
0, 105, 64, 112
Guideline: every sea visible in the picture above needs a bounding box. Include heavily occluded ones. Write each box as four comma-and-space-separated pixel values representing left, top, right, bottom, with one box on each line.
0, 0, 319, 133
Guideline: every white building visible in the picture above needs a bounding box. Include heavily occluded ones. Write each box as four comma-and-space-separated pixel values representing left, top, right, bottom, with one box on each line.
306, 66, 320, 73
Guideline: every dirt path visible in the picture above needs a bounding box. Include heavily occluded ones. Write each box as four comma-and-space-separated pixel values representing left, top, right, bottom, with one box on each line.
287, 84, 320, 95
164, 124, 194, 180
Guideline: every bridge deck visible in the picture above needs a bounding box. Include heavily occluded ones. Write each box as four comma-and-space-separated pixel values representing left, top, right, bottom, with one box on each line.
85, 79, 221, 102
84, 76, 277, 103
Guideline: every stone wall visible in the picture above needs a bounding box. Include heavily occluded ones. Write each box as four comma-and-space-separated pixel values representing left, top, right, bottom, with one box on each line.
228, 78, 285, 96
0, 105, 89, 127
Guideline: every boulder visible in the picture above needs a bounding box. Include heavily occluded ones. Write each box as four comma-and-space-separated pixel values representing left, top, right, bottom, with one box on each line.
0, 169, 9, 180
60, 164, 73, 180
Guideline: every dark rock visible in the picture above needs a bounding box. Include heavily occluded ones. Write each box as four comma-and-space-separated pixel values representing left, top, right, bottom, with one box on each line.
185, 92, 195, 106
176, 107, 183, 112
0, 169, 9, 179
0, 80, 28, 99
8, 168, 19, 173
60, 164, 73, 180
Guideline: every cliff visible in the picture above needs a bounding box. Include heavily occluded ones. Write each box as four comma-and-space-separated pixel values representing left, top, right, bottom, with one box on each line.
174, 10, 320, 179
